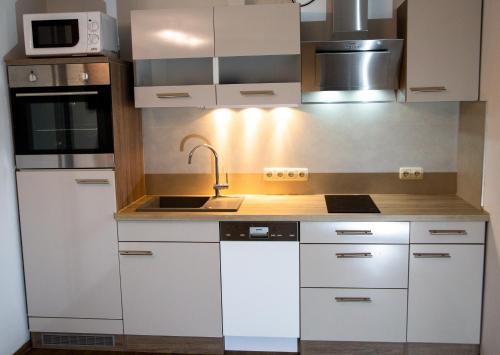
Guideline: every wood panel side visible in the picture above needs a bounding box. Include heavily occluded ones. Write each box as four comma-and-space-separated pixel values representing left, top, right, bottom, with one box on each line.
12, 340, 31, 355
110, 61, 145, 210
125, 335, 224, 354
457, 102, 486, 209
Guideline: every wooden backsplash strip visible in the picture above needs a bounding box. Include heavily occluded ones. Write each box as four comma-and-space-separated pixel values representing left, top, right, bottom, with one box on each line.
146, 173, 457, 195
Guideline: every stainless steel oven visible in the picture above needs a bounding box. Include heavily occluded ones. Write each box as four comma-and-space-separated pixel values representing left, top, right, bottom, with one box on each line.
8, 63, 115, 169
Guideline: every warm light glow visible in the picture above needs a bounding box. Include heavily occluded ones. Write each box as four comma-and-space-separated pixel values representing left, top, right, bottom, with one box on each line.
158, 30, 204, 47
302, 90, 397, 104
242, 108, 263, 143
212, 108, 233, 144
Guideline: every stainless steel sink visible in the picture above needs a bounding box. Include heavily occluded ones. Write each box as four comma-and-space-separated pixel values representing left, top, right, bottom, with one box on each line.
136, 196, 244, 212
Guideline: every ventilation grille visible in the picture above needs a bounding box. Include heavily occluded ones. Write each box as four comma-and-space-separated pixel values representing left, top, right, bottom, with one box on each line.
42, 334, 115, 347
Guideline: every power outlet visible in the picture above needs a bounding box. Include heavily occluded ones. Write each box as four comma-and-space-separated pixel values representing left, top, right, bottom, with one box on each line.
399, 167, 424, 180
264, 168, 309, 182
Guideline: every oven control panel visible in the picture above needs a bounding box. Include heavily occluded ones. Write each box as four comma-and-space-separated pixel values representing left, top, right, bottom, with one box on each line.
220, 222, 299, 241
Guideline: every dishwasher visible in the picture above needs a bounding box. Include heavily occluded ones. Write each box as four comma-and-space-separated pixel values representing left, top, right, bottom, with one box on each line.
220, 222, 300, 352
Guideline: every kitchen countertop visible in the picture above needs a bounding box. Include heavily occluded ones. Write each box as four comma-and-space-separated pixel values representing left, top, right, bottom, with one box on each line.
115, 194, 489, 222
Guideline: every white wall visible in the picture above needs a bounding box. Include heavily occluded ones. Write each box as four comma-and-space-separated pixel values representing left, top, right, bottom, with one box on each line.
479, 0, 500, 353
143, 102, 459, 174
0, 0, 30, 354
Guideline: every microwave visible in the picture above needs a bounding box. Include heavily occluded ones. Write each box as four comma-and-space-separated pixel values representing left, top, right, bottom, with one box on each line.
23, 12, 119, 57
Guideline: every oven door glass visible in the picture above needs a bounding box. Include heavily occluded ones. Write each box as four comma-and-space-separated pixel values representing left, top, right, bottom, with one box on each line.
12, 86, 113, 155
32, 19, 80, 48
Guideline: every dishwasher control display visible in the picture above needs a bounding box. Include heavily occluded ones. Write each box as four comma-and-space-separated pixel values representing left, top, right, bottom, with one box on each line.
249, 227, 269, 238
220, 222, 299, 241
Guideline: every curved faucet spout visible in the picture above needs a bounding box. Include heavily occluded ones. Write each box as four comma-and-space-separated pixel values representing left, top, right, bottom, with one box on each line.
187, 144, 228, 197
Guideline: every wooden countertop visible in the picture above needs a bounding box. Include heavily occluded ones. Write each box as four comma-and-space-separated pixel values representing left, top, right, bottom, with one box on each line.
115, 194, 489, 222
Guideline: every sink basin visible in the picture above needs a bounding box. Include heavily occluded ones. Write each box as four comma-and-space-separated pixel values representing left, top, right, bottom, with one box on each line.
136, 196, 244, 212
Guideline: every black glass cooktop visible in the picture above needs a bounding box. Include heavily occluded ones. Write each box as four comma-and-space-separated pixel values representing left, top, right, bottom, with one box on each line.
324, 195, 381, 214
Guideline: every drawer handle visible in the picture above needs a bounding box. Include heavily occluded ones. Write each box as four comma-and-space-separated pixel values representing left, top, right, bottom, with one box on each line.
156, 92, 191, 99
429, 230, 467, 236
336, 230, 373, 236
413, 253, 451, 258
119, 251, 153, 256
410, 86, 447, 92
240, 90, 275, 96
75, 179, 110, 185
335, 297, 372, 302
336, 252, 373, 258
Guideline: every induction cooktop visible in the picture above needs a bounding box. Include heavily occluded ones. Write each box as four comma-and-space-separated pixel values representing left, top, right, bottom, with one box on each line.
324, 195, 381, 214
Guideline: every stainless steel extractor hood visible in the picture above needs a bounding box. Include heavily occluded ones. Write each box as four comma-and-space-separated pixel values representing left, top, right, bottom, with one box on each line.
301, 0, 404, 103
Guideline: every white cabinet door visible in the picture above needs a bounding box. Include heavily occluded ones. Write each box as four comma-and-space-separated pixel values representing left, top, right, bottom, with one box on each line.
134, 85, 216, 108
17, 170, 122, 321
131, 8, 215, 60
216, 83, 301, 107
119, 242, 222, 337
214, 4, 300, 57
408, 245, 484, 344
404, 0, 481, 102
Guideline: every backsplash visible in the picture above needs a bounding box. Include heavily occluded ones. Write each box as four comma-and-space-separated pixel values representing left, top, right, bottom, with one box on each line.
143, 102, 459, 175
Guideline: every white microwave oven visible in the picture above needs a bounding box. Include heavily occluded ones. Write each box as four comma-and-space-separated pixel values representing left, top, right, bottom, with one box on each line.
23, 12, 119, 57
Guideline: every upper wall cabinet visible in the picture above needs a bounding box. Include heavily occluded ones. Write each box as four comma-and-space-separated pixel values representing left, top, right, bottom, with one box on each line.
398, 0, 482, 102
131, 8, 216, 108
131, 4, 301, 108
214, 4, 300, 57
131, 8, 214, 60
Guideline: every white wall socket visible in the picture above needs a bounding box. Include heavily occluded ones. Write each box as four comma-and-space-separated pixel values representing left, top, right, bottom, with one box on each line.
399, 167, 424, 180
264, 168, 309, 182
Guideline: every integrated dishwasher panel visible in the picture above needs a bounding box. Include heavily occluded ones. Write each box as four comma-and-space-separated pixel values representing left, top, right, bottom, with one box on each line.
220, 222, 300, 352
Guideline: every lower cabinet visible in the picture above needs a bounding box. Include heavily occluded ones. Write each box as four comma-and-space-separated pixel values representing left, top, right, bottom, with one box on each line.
407, 244, 484, 344
17, 170, 123, 333
119, 242, 223, 337
301, 288, 408, 342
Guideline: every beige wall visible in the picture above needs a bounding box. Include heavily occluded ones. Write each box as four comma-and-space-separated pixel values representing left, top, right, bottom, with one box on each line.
479, 0, 500, 353
143, 102, 459, 174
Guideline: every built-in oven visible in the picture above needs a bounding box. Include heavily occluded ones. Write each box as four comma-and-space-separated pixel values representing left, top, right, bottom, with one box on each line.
8, 63, 115, 169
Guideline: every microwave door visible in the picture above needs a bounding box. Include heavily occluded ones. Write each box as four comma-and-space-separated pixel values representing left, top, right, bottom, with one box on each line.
31, 19, 80, 49
24, 13, 88, 56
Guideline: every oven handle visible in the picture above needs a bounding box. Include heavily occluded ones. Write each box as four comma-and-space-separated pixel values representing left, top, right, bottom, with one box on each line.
15, 91, 99, 97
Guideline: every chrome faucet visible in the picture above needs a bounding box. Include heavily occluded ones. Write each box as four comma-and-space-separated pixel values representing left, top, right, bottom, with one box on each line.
188, 144, 229, 198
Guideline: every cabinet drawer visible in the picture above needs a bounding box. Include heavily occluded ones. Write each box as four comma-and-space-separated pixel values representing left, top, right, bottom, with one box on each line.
301, 244, 408, 288
301, 288, 407, 342
134, 85, 216, 108
118, 221, 219, 242
411, 222, 485, 244
216, 83, 301, 107
301, 222, 409, 244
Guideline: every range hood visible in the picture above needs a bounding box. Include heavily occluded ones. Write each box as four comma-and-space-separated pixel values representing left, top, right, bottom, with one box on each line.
301, 0, 403, 103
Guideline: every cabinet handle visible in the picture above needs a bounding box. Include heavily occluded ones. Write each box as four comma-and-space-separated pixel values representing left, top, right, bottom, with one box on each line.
410, 86, 447, 92
119, 251, 153, 256
156, 92, 191, 99
240, 90, 275, 96
429, 230, 467, 236
336, 230, 373, 236
413, 253, 451, 258
75, 179, 110, 185
335, 297, 372, 302
336, 252, 373, 258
